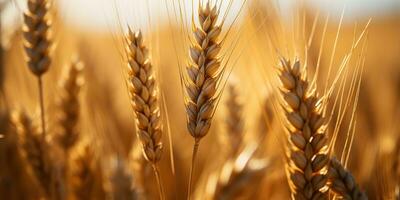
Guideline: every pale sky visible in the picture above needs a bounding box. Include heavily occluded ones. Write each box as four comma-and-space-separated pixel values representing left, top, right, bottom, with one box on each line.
6, 0, 400, 31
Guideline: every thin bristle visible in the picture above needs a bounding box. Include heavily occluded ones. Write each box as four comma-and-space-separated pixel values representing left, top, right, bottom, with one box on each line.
11, 111, 52, 197
23, 0, 51, 76
328, 157, 367, 200
278, 58, 329, 199
55, 60, 84, 153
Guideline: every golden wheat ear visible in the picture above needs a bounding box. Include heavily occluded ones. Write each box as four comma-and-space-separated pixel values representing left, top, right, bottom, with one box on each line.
11, 111, 53, 198
23, 0, 52, 141
278, 58, 329, 199
23, 0, 51, 77
328, 157, 368, 200
125, 29, 164, 199
55, 60, 84, 154
184, 2, 225, 198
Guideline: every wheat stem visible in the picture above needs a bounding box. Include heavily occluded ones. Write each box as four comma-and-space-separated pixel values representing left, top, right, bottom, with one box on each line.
38, 77, 46, 138
152, 164, 165, 200
187, 139, 200, 200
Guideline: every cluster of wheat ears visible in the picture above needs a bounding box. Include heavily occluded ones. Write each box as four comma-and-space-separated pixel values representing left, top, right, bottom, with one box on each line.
0, 0, 399, 199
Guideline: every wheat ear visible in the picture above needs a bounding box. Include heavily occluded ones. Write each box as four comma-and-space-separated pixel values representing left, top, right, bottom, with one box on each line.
224, 82, 244, 157
184, 2, 223, 198
328, 157, 368, 200
55, 60, 83, 153
278, 58, 329, 199
11, 111, 52, 198
125, 29, 164, 200
23, 0, 52, 138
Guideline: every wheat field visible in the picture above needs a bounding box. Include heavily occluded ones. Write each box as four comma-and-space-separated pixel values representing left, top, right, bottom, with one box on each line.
0, 0, 399, 199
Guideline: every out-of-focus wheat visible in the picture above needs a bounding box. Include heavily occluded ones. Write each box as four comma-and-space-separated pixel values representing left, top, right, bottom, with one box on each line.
224, 81, 244, 157
109, 159, 140, 200
55, 60, 84, 154
203, 144, 268, 200
12, 111, 53, 198
278, 58, 329, 199
70, 145, 105, 200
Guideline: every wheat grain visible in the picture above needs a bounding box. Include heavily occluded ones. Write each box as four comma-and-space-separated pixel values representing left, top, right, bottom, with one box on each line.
278, 58, 329, 199
328, 157, 367, 200
55, 60, 84, 153
125, 29, 164, 199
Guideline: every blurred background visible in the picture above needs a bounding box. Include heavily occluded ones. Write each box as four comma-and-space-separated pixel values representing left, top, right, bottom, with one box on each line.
1, 0, 400, 199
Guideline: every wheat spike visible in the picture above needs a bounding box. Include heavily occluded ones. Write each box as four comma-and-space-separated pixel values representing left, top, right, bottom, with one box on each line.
70, 145, 105, 200
125, 29, 164, 199
224, 82, 244, 156
11, 111, 52, 198
23, 0, 52, 144
278, 58, 329, 199
185, 2, 221, 141
126, 29, 162, 164
184, 2, 224, 198
23, 0, 51, 76
55, 60, 84, 153
328, 157, 368, 200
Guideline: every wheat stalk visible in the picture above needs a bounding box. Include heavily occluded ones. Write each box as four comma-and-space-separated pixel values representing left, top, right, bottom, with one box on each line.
278, 58, 329, 199
328, 157, 367, 200
11, 111, 52, 198
394, 138, 400, 199
23, 0, 52, 139
125, 29, 164, 200
55, 60, 84, 153
224, 81, 244, 157
184, 2, 223, 198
